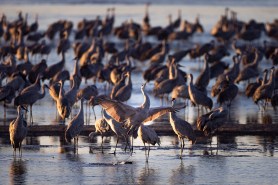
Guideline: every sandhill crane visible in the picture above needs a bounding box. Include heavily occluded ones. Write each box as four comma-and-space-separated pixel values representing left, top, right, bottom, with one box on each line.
70, 58, 82, 89
64, 76, 79, 109
253, 67, 276, 110
56, 80, 71, 123
171, 84, 190, 104
235, 50, 260, 84
245, 77, 263, 98
211, 55, 240, 97
209, 61, 229, 79
89, 118, 110, 153
9, 105, 28, 157
49, 69, 70, 85
114, 71, 132, 102
90, 83, 184, 139
197, 106, 228, 152
188, 73, 213, 111
14, 84, 49, 125
153, 60, 179, 100
65, 98, 85, 151
0, 85, 15, 121
103, 110, 129, 155
138, 124, 160, 163
194, 54, 210, 92
217, 76, 238, 107
76, 85, 98, 124
110, 72, 126, 100
42, 51, 65, 81
28, 59, 47, 84
169, 98, 196, 159
142, 3, 150, 31
57, 31, 70, 55
150, 41, 168, 65
20, 73, 42, 95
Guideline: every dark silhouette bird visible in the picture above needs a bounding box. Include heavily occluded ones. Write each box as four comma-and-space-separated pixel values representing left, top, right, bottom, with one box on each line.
9, 105, 28, 157
170, 98, 196, 159
28, 59, 47, 84
217, 76, 238, 107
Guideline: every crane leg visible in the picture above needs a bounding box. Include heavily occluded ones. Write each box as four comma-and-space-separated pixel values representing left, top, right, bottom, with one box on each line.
114, 136, 119, 155
124, 136, 130, 153
130, 136, 134, 156
147, 144, 151, 163
144, 143, 148, 162
101, 135, 104, 153
19, 142, 22, 157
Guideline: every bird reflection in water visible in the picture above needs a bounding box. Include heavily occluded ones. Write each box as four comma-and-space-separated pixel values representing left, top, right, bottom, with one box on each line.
137, 163, 158, 185
169, 161, 195, 185
9, 159, 27, 185
262, 136, 276, 157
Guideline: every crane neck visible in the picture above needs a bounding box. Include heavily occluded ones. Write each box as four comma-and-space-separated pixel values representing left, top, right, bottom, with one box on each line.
78, 99, 84, 118
141, 86, 150, 110
262, 70, 268, 85
267, 68, 275, 87
39, 85, 47, 99
73, 59, 81, 76
59, 81, 64, 98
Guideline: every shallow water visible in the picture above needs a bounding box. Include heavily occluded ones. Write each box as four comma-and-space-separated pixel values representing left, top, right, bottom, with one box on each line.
1, 3, 278, 185
1, 135, 278, 184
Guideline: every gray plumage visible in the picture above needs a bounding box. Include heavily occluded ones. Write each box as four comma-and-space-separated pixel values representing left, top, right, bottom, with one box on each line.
217, 76, 238, 106
65, 99, 85, 148
211, 55, 240, 97
235, 51, 260, 84
110, 72, 126, 99
9, 105, 28, 157
14, 84, 49, 124
188, 73, 213, 110
253, 67, 275, 106
170, 99, 196, 159
197, 106, 228, 136
89, 118, 110, 152
153, 60, 179, 98
90, 83, 184, 137
56, 80, 71, 122
103, 110, 129, 154
114, 71, 133, 102
194, 55, 210, 92
138, 124, 160, 162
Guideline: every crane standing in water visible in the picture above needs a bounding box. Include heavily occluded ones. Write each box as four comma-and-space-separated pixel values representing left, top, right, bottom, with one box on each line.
9, 105, 28, 157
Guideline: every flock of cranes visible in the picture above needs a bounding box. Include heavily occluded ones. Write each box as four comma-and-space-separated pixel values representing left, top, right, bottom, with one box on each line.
1, 5, 278, 162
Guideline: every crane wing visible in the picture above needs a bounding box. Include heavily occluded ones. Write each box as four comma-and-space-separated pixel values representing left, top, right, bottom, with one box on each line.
143, 105, 185, 123
97, 97, 136, 122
